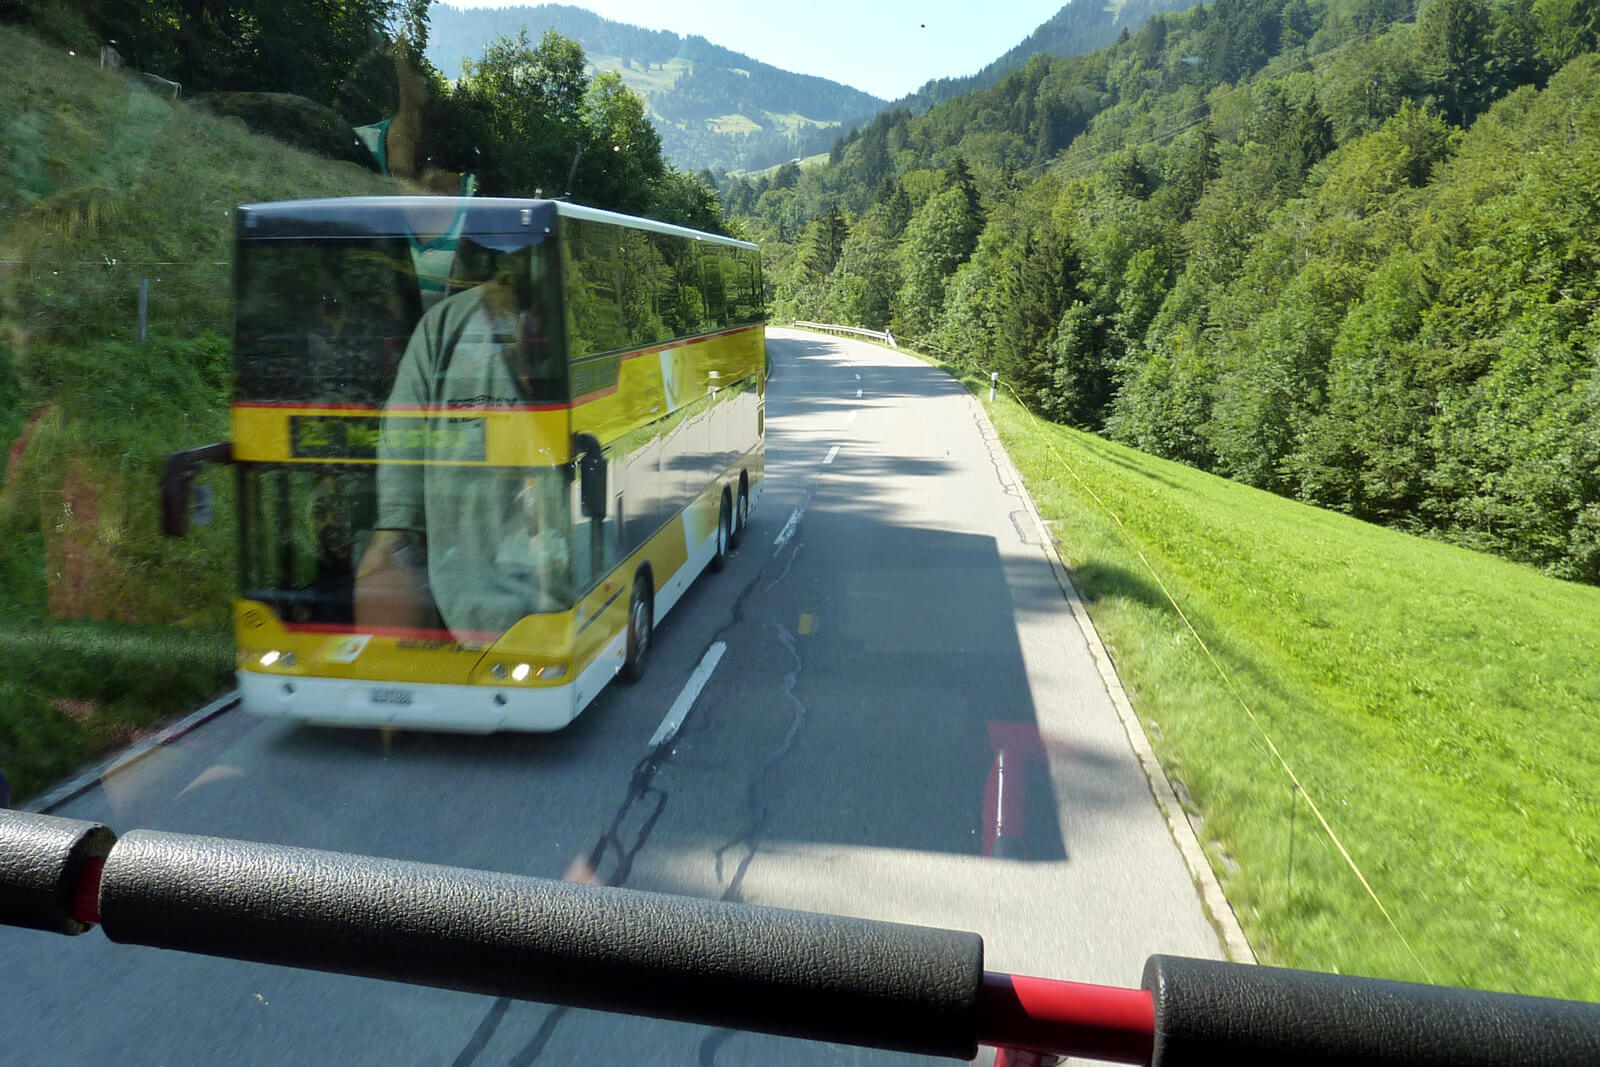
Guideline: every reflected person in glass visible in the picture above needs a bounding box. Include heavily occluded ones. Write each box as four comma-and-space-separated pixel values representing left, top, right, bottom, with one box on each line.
354, 245, 571, 640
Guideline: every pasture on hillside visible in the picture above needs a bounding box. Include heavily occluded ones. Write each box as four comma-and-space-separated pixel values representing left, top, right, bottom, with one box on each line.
896, 339, 1600, 1001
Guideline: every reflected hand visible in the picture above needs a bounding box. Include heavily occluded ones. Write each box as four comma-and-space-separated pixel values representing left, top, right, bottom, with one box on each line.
354, 530, 434, 629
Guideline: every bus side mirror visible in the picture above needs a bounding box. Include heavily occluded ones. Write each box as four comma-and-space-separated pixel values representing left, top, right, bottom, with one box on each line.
161, 442, 233, 537
573, 433, 606, 520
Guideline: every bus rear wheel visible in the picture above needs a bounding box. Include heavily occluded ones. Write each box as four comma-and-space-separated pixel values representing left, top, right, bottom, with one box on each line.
730, 479, 749, 549
710, 490, 732, 573
621, 575, 652, 684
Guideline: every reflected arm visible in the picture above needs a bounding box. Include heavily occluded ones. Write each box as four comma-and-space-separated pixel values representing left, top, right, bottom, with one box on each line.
354, 530, 433, 629
356, 307, 438, 629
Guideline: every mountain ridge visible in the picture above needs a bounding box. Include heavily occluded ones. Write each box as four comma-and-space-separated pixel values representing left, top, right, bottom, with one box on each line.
892, 0, 1205, 113
426, 3, 885, 173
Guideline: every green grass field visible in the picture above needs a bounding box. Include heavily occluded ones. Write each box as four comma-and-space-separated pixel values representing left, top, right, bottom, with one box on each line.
761, 111, 838, 133
886, 340, 1600, 1001
732, 151, 830, 179
0, 623, 233, 800
0, 25, 402, 803
586, 53, 689, 96
707, 113, 763, 135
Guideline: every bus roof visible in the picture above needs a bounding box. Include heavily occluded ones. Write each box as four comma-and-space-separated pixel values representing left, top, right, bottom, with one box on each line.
553, 202, 759, 252
235, 197, 758, 252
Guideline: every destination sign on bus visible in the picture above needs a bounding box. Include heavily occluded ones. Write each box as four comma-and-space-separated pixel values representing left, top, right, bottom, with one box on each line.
288, 415, 487, 462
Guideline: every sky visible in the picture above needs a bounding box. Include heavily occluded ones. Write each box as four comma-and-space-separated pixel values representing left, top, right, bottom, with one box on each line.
437, 1, 1073, 100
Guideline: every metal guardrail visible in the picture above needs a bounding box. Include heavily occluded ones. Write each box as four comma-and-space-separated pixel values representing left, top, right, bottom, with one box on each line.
792, 321, 897, 348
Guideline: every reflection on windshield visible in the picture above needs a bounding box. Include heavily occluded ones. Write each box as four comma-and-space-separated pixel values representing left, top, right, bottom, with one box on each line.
237, 234, 574, 642
241, 463, 574, 634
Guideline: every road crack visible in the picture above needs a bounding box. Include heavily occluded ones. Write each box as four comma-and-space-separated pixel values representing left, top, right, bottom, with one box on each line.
711, 618, 808, 905
454, 493, 816, 1066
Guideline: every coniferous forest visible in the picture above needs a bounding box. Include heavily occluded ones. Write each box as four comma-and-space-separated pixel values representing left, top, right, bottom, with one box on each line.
726, 0, 1600, 585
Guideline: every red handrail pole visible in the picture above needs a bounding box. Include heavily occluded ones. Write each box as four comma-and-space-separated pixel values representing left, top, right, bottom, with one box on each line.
74, 857, 105, 926
977, 972, 1154, 1064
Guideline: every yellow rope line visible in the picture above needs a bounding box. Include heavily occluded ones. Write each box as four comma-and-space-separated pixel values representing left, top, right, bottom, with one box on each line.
996, 378, 1436, 983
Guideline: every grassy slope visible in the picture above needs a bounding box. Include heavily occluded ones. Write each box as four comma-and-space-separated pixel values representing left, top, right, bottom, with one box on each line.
586, 53, 689, 97
731, 152, 830, 179
894, 346, 1600, 1001
0, 25, 405, 801
587, 54, 842, 137
706, 113, 763, 135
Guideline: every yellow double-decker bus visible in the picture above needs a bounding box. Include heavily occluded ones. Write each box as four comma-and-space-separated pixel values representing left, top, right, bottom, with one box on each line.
170, 197, 765, 732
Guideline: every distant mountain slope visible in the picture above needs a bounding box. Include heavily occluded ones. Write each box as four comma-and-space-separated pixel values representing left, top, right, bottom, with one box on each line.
426, 3, 885, 173
897, 0, 1204, 112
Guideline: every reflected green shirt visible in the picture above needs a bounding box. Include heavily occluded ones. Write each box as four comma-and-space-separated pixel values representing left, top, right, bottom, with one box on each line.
376, 286, 569, 637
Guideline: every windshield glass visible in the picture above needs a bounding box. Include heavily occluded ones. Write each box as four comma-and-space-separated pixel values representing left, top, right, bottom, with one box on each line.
235, 232, 565, 407
4, 2, 1599, 1065
233, 229, 575, 645
240, 463, 574, 632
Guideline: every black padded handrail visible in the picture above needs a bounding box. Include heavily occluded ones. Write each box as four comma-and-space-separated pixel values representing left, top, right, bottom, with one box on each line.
4, 811, 1600, 1064
1142, 954, 1600, 1066
0, 809, 113, 934
97, 826, 984, 1059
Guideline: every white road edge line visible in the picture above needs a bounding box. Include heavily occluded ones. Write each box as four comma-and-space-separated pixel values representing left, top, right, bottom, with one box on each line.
649, 641, 727, 748
773, 504, 805, 554
823, 445, 840, 465
963, 391, 1257, 964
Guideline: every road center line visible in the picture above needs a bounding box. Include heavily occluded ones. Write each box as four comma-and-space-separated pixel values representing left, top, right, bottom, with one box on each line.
823, 445, 840, 465
773, 503, 805, 554
649, 641, 726, 748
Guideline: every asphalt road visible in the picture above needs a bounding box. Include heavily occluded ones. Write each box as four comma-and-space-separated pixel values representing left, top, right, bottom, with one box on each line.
3, 330, 1221, 1065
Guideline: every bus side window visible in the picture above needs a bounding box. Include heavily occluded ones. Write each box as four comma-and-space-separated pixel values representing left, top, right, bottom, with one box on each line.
565, 218, 625, 356
619, 227, 666, 348
701, 243, 728, 330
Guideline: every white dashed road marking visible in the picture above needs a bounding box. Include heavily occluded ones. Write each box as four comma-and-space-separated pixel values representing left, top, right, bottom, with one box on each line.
649, 642, 727, 748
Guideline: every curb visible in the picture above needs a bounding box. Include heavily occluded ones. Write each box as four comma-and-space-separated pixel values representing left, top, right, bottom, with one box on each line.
964, 391, 1257, 965
29, 690, 241, 815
